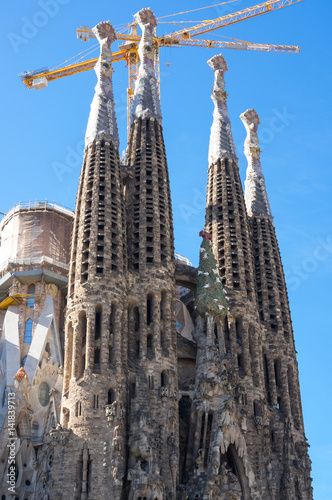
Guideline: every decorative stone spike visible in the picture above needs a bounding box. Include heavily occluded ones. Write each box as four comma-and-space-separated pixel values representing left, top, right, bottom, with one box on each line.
85, 21, 119, 147
195, 231, 228, 321
130, 8, 162, 124
208, 53, 237, 165
241, 108, 272, 219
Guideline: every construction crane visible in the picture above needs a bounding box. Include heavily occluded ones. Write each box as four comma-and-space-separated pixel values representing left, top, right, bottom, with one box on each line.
20, 0, 302, 134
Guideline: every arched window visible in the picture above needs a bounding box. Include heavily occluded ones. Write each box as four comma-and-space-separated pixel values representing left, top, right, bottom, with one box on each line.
24, 319, 33, 344
38, 382, 50, 407
27, 284, 35, 307
108, 389, 115, 405
161, 370, 168, 387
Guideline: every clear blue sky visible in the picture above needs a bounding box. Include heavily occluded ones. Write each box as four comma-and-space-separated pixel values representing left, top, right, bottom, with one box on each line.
2, 1, 331, 497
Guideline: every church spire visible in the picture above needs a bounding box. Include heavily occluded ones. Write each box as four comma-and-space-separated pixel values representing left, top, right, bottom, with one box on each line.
208, 53, 237, 166
85, 21, 119, 147
240, 108, 272, 219
130, 8, 162, 124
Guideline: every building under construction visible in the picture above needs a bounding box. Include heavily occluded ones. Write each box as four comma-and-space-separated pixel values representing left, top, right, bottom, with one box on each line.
0, 5, 312, 500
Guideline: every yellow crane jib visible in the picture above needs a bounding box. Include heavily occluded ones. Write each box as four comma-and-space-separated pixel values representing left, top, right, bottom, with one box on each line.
20, 0, 303, 136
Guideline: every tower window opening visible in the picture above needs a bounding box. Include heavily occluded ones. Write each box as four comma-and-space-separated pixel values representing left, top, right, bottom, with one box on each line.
94, 348, 100, 365
108, 389, 115, 405
161, 370, 168, 387
235, 317, 242, 345
263, 353, 271, 404
75, 401, 82, 417
108, 345, 113, 366
93, 395, 99, 409
223, 316, 230, 352
199, 413, 205, 451
148, 375, 154, 389
147, 334, 154, 357
274, 359, 281, 388
214, 324, 219, 346
130, 380, 136, 399
95, 307, 102, 340
80, 312, 87, 347
133, 306, 140, 332
147, 295, 153, 325
204, 413, 214, 467
237, 354, 244, 375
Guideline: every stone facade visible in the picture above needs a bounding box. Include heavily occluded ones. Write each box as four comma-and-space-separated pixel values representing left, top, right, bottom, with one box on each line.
0, 202, 73, 499
0, 9, 312, 500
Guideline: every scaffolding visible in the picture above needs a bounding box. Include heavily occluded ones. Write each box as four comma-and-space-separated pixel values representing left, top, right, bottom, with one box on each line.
0, 201, 74, 278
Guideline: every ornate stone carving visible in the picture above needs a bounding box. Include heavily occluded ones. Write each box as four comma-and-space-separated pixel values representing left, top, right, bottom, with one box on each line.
48, 424, 71, 444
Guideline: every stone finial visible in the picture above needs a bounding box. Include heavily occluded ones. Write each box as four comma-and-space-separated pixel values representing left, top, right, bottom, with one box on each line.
130, 8, 162, 124
240, 108, 272, 219
85, 21, 119, 147
208, 53, 237, 166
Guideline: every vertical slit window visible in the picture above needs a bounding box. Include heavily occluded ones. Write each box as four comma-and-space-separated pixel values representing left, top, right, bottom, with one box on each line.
95, 307, 102, 340
24, 319, 33, 344
147, 295, 153, 326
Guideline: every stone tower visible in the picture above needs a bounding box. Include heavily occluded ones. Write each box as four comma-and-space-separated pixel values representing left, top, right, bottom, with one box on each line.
50, 21, 129, 499
241, 108, 312, 498
176, 54, 312, 498
34, 15, 313, 500
125, 8, 178, 500
49, 10, 178, 500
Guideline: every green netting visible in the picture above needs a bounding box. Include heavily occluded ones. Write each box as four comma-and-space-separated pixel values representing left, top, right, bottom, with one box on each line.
195, 238, 228, 320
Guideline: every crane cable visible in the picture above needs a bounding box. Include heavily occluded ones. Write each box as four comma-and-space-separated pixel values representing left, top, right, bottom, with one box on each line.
49, 23, 132, 72
50, 2, 242, 72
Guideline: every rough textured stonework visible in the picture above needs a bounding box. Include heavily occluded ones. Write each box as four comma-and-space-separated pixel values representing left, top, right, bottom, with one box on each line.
0, 15, 312, 499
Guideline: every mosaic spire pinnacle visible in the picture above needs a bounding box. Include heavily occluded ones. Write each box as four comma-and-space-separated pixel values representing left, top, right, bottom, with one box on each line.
241, 108, 272, 219
130, 8, 162, 124
208, 53, 237, 166
85, 21, 119, 147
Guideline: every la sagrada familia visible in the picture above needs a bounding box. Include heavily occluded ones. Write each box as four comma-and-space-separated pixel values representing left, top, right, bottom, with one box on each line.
0, 8, 313, 500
